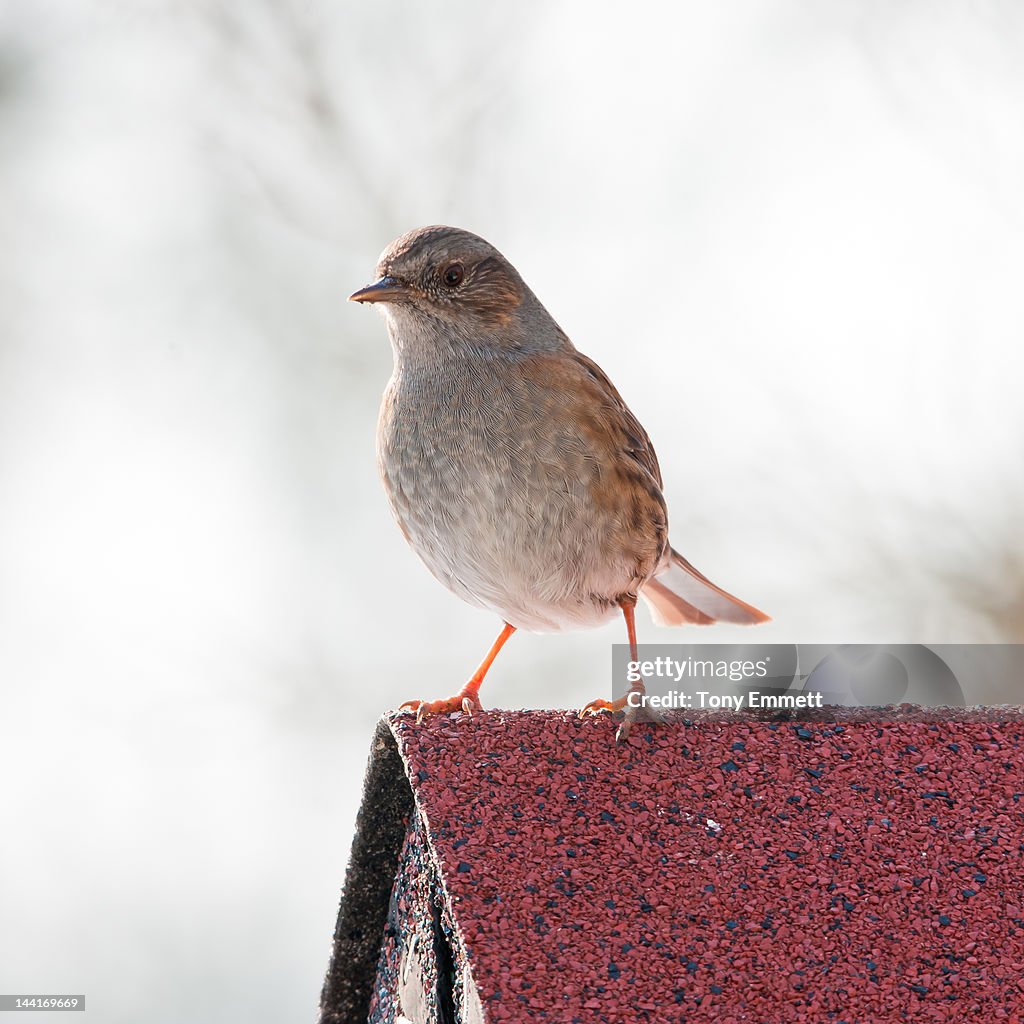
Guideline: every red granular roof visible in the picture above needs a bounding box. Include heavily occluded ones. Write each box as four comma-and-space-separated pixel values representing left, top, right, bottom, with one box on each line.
388, 707, 1024, 1023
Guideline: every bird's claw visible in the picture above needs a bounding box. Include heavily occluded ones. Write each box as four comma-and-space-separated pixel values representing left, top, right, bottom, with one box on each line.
399, 693, 484, 723
579, 700, 634, 743
579, 693, 662, 743
578, 697, 623, 718
615, 705, 641, 744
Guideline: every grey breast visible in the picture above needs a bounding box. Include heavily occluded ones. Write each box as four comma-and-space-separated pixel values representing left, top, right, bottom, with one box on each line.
377, 350, 610, 623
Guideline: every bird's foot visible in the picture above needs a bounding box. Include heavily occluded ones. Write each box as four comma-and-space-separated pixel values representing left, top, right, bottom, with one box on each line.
614, 701, 665, 743
578, 696, 627, 718
579, 692, 663, 743
399, 691, 483, 724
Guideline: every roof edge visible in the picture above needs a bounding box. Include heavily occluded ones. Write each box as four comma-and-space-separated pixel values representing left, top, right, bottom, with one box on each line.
319, 718, 412, 1024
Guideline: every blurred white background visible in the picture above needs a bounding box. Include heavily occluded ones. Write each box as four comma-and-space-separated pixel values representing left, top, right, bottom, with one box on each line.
1, 2, 1022, 1021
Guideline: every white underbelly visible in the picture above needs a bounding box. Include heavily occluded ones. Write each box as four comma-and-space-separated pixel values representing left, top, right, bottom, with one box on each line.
395, 500, 621, 633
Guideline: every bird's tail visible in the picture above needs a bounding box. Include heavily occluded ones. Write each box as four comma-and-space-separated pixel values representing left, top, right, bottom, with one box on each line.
639, 548, 770, 627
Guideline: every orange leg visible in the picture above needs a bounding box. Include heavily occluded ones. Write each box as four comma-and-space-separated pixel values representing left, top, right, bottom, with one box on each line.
580, 596, 650, 740
400, 622, 516, 723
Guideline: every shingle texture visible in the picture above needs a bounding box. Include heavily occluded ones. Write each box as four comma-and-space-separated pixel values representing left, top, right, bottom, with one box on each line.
322, 707, 1024, 1023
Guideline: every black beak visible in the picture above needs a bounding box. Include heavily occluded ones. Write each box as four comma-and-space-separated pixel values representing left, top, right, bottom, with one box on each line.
348, 276, 410, 304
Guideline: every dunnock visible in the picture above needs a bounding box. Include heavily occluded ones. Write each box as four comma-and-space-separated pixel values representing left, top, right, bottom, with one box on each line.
351, 226, 768, 737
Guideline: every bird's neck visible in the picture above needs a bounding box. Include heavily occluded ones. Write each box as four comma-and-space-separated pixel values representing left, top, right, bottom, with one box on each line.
382, 296, 573, 374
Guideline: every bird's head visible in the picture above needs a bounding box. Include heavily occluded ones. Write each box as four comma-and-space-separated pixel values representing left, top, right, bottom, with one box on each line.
350, 226, 538, 351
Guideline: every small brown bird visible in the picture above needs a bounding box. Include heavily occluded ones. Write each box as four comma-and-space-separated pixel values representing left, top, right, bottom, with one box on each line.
351, 226, 768, 737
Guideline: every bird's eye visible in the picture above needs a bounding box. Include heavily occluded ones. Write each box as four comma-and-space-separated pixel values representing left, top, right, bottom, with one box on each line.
442, 263, 464, 288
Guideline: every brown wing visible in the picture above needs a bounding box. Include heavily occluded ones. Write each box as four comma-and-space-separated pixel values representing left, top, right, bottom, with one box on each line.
521, 344, 670, 589
568, 350, 665, 490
